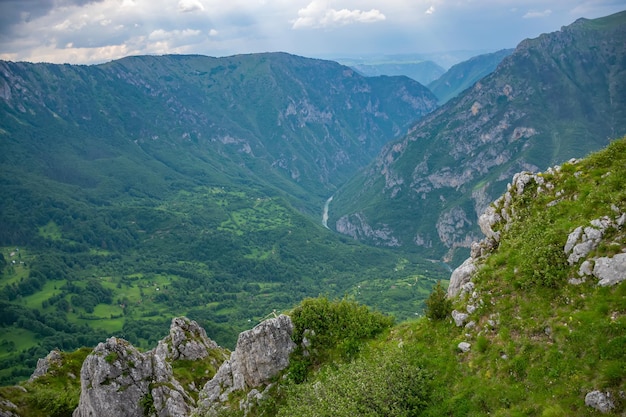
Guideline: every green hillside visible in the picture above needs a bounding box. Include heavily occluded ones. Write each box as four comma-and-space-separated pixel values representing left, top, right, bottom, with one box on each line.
280, 136, 626, 416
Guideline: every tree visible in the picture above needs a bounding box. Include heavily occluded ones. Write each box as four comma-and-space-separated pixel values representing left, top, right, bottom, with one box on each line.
425, 281, 452, 321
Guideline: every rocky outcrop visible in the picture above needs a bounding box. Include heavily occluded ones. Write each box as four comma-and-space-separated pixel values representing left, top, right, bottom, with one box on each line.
70, 314, 297, 417
29, 349, 62, 382
198, 315, 296, 413
335, 212, 400, 247
0, 399, 20, 417
447, 169, 554, 298
564, 206, 626, 286
73, 317, 228, 417
73, 336, 192, 417
155, 317, 222, 362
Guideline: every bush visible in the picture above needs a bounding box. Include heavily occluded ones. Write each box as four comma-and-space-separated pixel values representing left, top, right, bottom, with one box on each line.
279, 345, 432, 417
289, 297, 393, 378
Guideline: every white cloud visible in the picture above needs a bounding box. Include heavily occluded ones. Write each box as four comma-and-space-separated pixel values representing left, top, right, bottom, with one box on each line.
425, 6, 435, 15
292, 0, 386, 29
178, 0, 205, 13
523, 9, 552, 19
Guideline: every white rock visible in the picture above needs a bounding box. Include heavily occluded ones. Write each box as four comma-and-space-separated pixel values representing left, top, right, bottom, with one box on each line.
457, 342, 471, 353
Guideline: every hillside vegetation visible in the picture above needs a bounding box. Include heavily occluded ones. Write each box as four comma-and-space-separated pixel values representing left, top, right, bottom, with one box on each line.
2, 137, 624, 417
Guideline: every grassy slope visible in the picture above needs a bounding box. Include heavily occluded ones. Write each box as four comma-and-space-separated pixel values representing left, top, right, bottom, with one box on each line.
277, 137, 626, 417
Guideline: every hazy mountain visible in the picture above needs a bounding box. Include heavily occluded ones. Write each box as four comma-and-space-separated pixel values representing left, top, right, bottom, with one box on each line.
328, 11, 626, 264
428, 48, 514, 104
348, 60, 445, 85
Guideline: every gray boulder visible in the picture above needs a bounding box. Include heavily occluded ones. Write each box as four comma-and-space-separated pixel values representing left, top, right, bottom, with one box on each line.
593, 253, 626, 286
451, 310, 469, 327
584, 390, 615, 413
447, 258, 477, 298
457, 342, 471, 353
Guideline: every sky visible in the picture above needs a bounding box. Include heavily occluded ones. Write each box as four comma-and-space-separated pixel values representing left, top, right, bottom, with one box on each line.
0, 0, 624, 65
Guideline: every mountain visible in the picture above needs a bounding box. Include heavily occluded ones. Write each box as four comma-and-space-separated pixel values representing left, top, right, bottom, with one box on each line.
428, 48, 514, 104
348, 60, 445, 85
0, 53, 438, 207
0, 52, 444, 384
2, 136, 625, 416
328, 11, 626, 264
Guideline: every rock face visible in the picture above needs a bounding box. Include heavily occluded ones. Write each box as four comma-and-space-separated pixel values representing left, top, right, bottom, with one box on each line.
155, 317, 221, 362
198, 315, 296, 411
72, 315, 296, 417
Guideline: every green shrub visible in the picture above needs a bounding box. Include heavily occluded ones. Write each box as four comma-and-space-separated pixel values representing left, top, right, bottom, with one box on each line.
289, 297, 393, 378
279, 345, 432, 417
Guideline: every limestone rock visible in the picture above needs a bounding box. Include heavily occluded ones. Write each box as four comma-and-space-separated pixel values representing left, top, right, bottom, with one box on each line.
584, 390, 615, 413
593, 253, 626, 286
73, 318, 223, 417
447, 258, 477, 298
478, 204, 501, 241
0, 399, 20, 417
451, 310, 469, 327
29, 349, 62, 382
198, 315, 296, 411
457, 342, 471, 353
73, 337, 155, 417
155, 317, 221, 361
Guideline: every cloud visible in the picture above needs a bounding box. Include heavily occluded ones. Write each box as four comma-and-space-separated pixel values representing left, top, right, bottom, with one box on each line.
292, 1, 386, 29
425, 6, 435, 15
178, 0, 204, 13
523, 9, 552, 18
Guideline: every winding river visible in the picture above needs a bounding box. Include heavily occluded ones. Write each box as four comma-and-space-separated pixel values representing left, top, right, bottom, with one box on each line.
322, 196, 333, 229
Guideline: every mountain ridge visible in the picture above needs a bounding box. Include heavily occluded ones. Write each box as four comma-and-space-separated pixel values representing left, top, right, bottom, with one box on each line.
328, 10, 626, 264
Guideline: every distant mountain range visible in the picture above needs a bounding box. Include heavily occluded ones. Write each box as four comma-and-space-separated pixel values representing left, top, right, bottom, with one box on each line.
428, 49, 514, 104
0, 53, 437, 213
347, 60, 445, 85
328, 11, 626, 264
